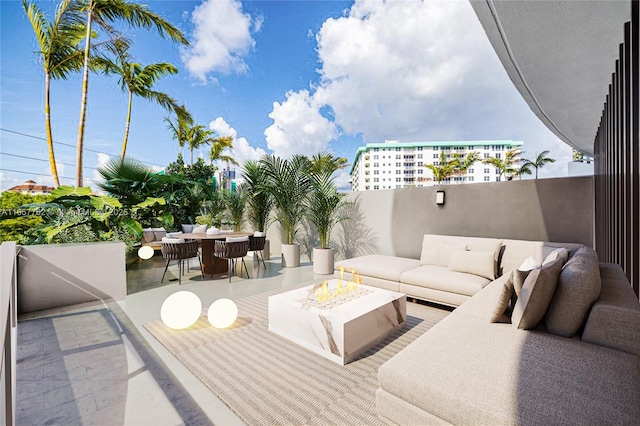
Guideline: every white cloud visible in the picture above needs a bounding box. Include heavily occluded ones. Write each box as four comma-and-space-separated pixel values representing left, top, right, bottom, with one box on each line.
0, 171, 21, 192
181, 0, 259, 83
264, 90, 337, 158
209, 116, 267, 167
90, 153, 112, 192
266, 0, 571, 177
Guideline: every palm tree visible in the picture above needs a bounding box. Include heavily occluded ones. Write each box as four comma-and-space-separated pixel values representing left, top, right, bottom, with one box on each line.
209, 136, 237, 166
521, 150, 556, 179
305, 154, 350, 249
23, 0, 85, 187
515, 163, 533, 180
482, 148, 522, 181
95, 39, 186, 158
74, 0, 189, 187
165, 105, 193, 158
424, 151, 480, 184
260, 154, 311, 245
185, 125, 213, 165
223, 189, 247, 232
242, 160, 274, 233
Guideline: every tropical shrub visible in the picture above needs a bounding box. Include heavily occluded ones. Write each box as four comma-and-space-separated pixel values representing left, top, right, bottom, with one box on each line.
0, 192, 52, 243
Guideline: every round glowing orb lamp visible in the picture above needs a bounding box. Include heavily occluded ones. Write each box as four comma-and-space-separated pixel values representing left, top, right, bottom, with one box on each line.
138, 245, 154, 260
207, 298, 238, 328
160, 291, 202, 330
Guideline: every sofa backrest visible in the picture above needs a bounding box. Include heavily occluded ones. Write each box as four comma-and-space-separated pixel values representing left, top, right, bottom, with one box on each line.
420, 235, 503, 277
499, 239, 584, 276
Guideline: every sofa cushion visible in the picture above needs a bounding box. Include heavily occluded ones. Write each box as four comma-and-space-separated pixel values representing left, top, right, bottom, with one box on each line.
582, 263, 640, 356
420, 234, 503, 267
449, 249, 496, 280
152, 227, 166, 241
142, 228, 155, 243
486, 271, 513, 323
335, 255, 420, 283
399, 265, 490, 297
512, 258, 563, 330
545, 247, 601, 337
436, 242, 467, 267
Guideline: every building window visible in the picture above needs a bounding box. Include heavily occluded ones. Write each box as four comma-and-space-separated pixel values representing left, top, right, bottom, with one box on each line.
374, 170, 379, 175
373, 163, 379, 167
434, 161, 440, 166
484, 168, 490, 174
417, 153, 423, 159
433, 146, 439, 151
396, 154, 401, 159
468, 168, 474, 173
417, 161, 423, 166
396, 185, 401, 188
433, 153, 439, 159
396, 177, 401, 182
374, 185, 379, 190
396, 147, 401, 152
496, 177, 501, 181
396, 162, 401, 167
373, 148, 379, 152
484, 145, 490, 150
396, 170, 401, 174
495, 168, 500, 174
374, 178, 379, 182
496, 153, 501, 159
417, 146, 423, 151
469, 176, 474, 182
417, 169, 423, 174
484, 153, 490, 159
484, 176, 490, 182
373, 154, 379, 159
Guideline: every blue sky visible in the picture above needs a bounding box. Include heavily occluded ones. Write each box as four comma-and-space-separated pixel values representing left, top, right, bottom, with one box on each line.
0, 0, 572, 191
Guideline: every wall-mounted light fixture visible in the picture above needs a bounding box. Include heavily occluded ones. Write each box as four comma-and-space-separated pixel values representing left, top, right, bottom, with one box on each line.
436, 190, 445, 206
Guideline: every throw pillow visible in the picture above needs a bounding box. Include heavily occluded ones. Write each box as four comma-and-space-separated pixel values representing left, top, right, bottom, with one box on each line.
142, 228, 155, 243
448, 249, 496, 280
511, 258, 563, 330
513, 257, 541, 296
152, 227, 166, 241
487, 271, 514, 323
436, 242, 467, 267
545, 248, 601, 337
181, 224, 195, 233
192, 224, 208, 233
543, 247, 569, 266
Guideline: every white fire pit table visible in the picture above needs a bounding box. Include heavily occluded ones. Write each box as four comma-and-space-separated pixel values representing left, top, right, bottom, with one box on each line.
268, 280, 406, 365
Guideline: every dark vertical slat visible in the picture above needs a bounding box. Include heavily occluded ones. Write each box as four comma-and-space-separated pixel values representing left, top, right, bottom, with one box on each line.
631, 0, 639, 297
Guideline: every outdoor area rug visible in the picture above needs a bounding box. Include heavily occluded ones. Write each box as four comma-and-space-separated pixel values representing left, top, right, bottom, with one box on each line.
143, 284, 450, 425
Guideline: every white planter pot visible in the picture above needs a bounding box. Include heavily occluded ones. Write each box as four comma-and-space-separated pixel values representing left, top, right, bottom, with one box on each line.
281, 244, 300, 268
313, 247, 334, 275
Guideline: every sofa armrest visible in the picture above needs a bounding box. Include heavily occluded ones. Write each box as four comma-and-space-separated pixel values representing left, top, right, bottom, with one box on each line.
581, 263, 640, 356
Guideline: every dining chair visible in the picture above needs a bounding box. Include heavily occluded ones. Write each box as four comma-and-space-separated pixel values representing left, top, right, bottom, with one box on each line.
248, 235, 267, 269
160, 238, 203, 285
214, 237, 250, 282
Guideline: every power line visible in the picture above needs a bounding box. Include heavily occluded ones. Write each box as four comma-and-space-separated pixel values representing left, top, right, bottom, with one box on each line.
0, 152, 97, 170
0, 127, 160, 167
0, 168, 97, 184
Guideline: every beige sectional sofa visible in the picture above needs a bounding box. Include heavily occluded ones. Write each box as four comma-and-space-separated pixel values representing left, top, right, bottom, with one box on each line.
335, 234, 640, 424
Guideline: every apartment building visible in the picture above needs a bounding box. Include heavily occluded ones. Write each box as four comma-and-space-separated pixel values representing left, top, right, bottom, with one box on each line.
350, 140, 523, 191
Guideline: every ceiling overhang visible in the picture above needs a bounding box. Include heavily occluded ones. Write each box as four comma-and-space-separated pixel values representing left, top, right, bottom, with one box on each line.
470, 0, 630, 156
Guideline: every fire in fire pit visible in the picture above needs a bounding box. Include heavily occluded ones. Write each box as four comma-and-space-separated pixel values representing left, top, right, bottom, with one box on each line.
300, 268, 371, 310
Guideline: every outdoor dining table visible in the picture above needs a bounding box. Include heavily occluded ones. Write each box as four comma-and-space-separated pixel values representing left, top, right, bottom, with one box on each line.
179, 231, 253, 276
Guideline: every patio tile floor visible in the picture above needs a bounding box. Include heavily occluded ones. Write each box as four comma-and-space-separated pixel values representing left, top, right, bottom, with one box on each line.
16, 253, 318, 425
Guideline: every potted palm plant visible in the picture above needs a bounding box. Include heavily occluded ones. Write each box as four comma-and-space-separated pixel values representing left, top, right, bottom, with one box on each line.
260, 154, 311, 267
223, 188, 247, 232
242, 160, 274, 260
306, 153, 350, 274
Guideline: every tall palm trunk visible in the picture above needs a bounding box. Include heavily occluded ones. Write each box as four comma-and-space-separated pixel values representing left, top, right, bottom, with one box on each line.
44, 72, 60, 186
121, 90, 133, 158
75, 5, 93, 187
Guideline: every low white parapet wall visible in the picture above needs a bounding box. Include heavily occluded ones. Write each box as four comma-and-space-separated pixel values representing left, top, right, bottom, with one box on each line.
17, 241, 126, 314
